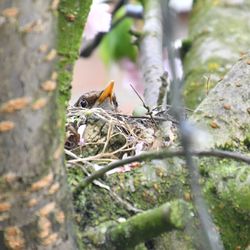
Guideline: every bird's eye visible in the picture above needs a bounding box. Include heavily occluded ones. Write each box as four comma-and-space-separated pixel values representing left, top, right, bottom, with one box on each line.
79, 99, 88, 108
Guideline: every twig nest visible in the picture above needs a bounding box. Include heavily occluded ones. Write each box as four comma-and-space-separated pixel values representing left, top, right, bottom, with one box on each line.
65, 107, 161, 160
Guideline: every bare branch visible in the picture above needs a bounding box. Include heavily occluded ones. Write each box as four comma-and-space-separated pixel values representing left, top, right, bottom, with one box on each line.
72, 148, 250, 192
139, 0, 168, 107
80, 0, 142, 57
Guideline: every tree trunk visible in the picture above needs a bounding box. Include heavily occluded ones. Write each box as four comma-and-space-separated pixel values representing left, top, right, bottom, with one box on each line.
0, 0, 91, 249
190, 53, 250, 250
183, 0, 250, 109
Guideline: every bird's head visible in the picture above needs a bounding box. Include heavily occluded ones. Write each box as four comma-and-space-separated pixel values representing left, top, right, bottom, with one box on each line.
74, 80, 118, 111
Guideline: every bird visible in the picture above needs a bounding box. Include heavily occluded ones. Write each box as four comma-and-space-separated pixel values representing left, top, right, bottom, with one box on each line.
74, 80, 118, 111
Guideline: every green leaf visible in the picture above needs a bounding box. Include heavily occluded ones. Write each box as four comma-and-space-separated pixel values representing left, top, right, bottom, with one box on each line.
99, 18, 138, 65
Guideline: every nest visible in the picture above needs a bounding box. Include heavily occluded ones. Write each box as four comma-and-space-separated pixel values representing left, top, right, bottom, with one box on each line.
64, 107, 168, 164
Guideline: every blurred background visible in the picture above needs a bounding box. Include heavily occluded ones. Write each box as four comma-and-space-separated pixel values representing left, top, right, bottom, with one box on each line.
70, 0, 193, 113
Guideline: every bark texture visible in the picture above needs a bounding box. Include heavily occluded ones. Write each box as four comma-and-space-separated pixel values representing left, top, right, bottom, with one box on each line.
58, 0, 92, 103
183, 0, 250, 108
0, 0, 89, 249
192, 54, 250, 147
188, 53, 250, 250
139, 0, 167, 108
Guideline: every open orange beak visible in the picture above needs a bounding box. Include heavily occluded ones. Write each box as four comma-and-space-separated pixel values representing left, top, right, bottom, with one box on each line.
97, 80, 114, 104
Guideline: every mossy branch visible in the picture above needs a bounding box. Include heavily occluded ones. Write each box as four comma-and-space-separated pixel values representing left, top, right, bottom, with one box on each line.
183, 0, 250, 108
94, 200, 190, 250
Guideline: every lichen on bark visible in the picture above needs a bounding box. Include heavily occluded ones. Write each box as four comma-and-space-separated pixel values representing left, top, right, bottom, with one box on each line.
190, 53, 250, 249
57, 0, 92, 105
0, 0, 94, 248
183, 0, 250, 109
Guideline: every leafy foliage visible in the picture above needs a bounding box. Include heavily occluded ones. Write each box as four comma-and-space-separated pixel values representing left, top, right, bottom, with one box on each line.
99, 18, 138, 65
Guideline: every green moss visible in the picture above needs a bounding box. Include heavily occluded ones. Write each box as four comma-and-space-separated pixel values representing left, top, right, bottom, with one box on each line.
84, 220, 118, 246
169, 200, 190, 229
57, 2, 92, 249
243, 132, 250, 149
68, 157, 190, 248
111, 161, 189, 211
201, 157, 250, 249
180, 39, 192, 60
212, 198, 249, 250
57, 0, 92, 105
105, 200, 190, 250
55, 0, 92, 169
184, 54, 226, 108
67, 166, 132, 248
183, 1, 250, 108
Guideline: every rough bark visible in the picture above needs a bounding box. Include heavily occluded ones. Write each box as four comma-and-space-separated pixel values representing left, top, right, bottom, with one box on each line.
188, 54, 250, 250
192, 54, 250, 147
183, 0, 250, 109
0, 0, 92, 249
182, 4, 250, 245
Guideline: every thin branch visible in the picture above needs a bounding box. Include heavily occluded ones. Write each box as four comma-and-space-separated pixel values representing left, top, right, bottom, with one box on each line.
74, 148, 250, 193
80, 15, 126, 57
67, 160, 142, 214
162, 2, 224, 249
130, 84, 146, 107
130, 84, 158, 127
138, 0, 167, 107
111, 0, 128, 16
80, 0, 125, 58
116, 113, 168, 121
80, 1, 142, 57
109, 191, 143, 214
